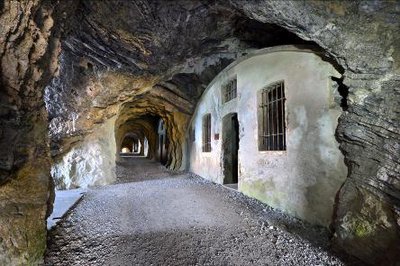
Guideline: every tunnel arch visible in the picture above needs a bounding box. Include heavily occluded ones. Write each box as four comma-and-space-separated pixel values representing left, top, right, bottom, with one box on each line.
114, 94, 192, 169
1, 1, 398, 264
120, 133, 142, 154
116, 118, 158, 161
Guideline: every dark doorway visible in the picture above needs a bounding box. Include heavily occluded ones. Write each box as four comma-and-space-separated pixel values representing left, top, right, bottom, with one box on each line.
159, 135, 164, 161
157, 119, 168, 165
222, 113, 239, 186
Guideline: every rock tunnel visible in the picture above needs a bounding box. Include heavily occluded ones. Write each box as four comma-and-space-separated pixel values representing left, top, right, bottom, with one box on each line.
0, 0, 399, 265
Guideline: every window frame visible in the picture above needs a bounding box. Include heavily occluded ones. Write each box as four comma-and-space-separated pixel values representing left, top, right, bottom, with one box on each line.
221, 77, 237, 104
258, 80, 286, 151
202, 113, 212, 152
190, 127, 195, 142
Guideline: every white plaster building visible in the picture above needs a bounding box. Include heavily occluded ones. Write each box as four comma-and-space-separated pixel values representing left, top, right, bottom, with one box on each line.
187, 45, 347, 227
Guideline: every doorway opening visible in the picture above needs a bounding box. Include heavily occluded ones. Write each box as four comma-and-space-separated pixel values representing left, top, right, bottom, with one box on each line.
157, 119, 168, 165
222, 113, 239, 189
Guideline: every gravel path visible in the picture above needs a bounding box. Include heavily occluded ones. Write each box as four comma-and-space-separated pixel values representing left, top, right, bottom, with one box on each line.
45, 158, 361, 266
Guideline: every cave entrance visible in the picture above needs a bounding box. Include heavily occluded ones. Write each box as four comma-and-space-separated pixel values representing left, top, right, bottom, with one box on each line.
222, 113, 239, 188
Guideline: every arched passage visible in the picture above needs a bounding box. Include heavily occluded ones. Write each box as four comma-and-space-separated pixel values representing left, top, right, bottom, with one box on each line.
0, 1, 398, 264
115, 117, 159, 161
120, 133, 136, 153
120, 133, 145, 155
114, 97, 191, 169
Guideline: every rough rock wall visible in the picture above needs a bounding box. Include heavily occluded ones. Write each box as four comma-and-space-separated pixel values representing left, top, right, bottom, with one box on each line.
334, 76, 400, 264
44, 50, 156, 158
116, 118, 159, 160
115, 97, 192, 170
232, 1, 400, 263
44, 48, 158, 188
45, 0, 309, 184
46, 1, 399, 263
1, 0, 398, 264
0, 0, 68, 264
51, 117, 117, 189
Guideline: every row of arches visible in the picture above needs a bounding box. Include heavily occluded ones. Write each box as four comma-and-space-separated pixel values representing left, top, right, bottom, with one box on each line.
120, 133, 143, 154
116, 116, 169, 166
1, 0, 397, 264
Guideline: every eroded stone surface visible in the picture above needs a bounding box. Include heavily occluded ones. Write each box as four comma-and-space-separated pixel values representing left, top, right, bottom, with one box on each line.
0, 1, 69, 264
45, 0, 310, 178
51, 118, 117, 189
1, 0, 399, 264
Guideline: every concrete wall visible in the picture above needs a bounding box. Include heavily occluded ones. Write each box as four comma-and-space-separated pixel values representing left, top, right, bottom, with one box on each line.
187, 46, 347, 226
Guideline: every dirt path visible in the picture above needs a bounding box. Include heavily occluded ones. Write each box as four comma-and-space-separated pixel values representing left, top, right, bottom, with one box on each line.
45, 158, 360, 265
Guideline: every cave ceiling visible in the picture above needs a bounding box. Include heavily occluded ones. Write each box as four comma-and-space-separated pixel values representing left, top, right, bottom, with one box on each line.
46, 0, 312, 156
64, 0, 309, 74
1, 1, 399, 264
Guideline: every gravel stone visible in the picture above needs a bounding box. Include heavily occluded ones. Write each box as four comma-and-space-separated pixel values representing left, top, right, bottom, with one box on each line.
45, 158, 362, 266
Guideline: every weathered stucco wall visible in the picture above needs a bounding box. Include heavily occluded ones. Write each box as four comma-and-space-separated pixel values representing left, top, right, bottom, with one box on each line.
188, 46, 346, 226
51, 117, 117, 189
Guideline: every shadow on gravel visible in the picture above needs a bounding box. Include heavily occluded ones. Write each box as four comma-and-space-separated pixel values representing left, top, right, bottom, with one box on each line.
46, 224, 363, 266
115, 158, 186, 184
192, 175, 364, 266
45, 159, 362, 266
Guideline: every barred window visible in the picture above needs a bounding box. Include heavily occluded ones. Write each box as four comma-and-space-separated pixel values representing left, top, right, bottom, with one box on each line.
258, 81, 286, 151
222, 78, 237, 103
202, 114, 211, 152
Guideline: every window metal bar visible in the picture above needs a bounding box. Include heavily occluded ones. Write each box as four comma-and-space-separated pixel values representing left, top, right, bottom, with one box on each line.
276, 92, 279, 150
281, 84, 284, 149
277, 84, 281, 149
282, 84, 284, 149
265, 92, 269, 150
209, 114, 211, 151
266, 100, 268, 150
223, 78, 237, 103
202, 114, 211, 152
273, 88, 276, 150
261, 91, 264, 149
270, 90, 274, 150
277, 84, 280, 149
258, 81, 286, 151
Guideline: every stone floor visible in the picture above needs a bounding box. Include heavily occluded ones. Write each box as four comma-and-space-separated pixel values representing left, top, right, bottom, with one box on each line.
45, 158, 361, 265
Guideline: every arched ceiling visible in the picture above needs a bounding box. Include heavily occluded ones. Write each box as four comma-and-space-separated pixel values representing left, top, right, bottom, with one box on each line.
63, 0, 311, 74
1, 0, 399, 264
46, 1, 314, 158
116, 116, 161, 160
42, 2, 400, 260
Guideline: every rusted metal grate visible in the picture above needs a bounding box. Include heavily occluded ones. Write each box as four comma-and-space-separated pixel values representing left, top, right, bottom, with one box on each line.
222, 78, 237, 103
202, 114, 211, 152
259, 81, 286, 151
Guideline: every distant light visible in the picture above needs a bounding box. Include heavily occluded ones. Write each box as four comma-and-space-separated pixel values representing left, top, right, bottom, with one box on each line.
121, 147, 131, 153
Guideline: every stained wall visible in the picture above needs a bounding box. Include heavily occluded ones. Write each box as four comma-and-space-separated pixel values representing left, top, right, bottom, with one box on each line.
188, 46, 346, 226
